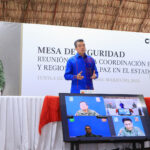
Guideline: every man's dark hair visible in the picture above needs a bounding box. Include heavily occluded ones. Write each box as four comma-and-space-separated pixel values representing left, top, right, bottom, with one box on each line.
85, 125, 91, 129
122, 118, 132, 123
74, 39, 84, 48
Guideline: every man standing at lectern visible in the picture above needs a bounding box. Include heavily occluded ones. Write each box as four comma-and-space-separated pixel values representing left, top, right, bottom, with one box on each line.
64, 39, 98, 93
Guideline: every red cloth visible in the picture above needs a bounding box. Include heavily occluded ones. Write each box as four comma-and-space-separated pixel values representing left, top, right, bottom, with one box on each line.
39, 96, 61, 134
144, 97, 150, 115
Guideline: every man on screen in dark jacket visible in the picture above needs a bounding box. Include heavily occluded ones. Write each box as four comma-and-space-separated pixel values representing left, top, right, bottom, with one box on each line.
77, 125, 102, 137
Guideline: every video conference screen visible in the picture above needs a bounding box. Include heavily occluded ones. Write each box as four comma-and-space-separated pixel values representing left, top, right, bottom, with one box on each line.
60, 93, 149, 142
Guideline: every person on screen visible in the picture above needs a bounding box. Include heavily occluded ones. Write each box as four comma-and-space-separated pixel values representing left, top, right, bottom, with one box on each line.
64, 39, 98, 93
0, 60, 5, 95
78, 125, 102, 137
75, 101, 100, 116
118, 118, 145, 136
84, 125, 99, 137
132, 102, 137, 108
119, 102, 124, 109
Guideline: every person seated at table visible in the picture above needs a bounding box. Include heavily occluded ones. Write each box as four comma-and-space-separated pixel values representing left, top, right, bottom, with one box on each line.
116, 102, 133, 115
75, 101, 100, 116
119, 102, 124, 109
118, 117, 145, 136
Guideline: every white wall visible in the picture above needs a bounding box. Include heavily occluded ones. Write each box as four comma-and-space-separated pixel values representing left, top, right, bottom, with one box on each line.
0, 21, 21, 95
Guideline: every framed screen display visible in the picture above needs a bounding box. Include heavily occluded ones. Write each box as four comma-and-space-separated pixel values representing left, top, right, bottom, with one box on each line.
59, 93, 150, 142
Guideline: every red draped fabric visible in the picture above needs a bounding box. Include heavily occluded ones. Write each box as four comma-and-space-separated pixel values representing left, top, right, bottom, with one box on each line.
39, 96, 61, 134
144, 97, 150, 115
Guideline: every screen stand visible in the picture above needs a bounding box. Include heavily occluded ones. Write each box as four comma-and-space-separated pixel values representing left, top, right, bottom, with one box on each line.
70, 141, 144, 150
141, 141, 144, 149
71, 143, 79, 150
132, 141, 144, 150
133, 142, 136, 149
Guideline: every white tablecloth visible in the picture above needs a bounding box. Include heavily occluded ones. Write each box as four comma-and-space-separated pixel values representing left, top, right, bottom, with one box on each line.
0, 96, 149, 150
